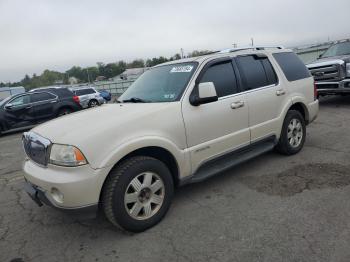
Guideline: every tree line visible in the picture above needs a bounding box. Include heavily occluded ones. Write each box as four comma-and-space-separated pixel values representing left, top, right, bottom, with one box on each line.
1, 50, 212, 90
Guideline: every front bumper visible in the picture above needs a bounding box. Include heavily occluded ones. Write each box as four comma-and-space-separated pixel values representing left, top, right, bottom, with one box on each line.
24, 180, 98, 219
316, 78, 350, 94
23, 158, 110, 218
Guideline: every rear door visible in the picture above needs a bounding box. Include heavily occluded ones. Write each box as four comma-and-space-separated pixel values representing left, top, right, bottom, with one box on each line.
30, 92, 58, 123
3, 94, 36, 128
235, 54, 289, 142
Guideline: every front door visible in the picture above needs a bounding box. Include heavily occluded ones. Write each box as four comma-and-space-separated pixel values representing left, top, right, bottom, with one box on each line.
182, 59, 250, 173
3, 94, 36, 129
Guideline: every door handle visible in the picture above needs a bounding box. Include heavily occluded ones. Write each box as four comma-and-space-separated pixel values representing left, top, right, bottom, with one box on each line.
231, 101, 245, 109
50, 100, 58, 103
25, 105, 32, 109
276, 89, 286, 96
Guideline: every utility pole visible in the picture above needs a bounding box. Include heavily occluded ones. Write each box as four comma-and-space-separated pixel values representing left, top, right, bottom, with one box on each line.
86, 68, 91, 84
233, 43, 237, 48
251, 38, 254, 46
180, 48, 184, 59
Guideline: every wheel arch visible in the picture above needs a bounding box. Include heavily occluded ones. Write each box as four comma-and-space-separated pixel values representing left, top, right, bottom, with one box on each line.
289, 99, 310, 124
98, 145, 182, 205
117, 146, 180, 186
57, 105, 74, 114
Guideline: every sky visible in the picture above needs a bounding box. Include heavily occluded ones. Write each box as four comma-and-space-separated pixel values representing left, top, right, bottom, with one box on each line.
0, 0, 349, 82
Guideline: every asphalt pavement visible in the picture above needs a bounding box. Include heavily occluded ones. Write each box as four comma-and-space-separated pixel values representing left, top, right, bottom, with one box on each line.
1, 96, 350, 262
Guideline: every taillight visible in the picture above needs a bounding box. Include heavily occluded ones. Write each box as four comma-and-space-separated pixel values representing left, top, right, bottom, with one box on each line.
314, 81, 318, 100
73, 95, 80, 104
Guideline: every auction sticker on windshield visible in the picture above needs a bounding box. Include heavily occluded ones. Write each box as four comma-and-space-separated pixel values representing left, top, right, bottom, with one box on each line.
170, 65, 193, 73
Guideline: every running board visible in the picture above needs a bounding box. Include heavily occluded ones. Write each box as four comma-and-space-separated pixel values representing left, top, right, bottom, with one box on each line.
183, 136, 276, 184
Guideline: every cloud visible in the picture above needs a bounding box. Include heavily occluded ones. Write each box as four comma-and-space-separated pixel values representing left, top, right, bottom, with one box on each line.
0, 0, 349, 82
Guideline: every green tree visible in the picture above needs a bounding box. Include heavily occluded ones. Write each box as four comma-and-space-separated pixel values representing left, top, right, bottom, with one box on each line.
127, 59, 145, 68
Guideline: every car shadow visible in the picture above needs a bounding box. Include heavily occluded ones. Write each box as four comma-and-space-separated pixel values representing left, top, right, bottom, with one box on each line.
318, 95, 350, 107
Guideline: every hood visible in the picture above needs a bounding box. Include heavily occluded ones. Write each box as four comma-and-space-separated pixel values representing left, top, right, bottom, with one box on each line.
32, 103, 174, 144
31, 102, 187, 169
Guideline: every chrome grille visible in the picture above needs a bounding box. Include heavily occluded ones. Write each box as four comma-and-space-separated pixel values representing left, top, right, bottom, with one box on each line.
308, 64, 342, 81
23, 132, 51, 166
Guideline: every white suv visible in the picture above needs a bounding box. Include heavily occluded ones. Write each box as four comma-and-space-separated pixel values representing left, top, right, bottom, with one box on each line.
22, 47, 319, 232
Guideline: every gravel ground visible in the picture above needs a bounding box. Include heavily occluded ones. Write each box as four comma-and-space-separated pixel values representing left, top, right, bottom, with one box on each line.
1, 96, 350, 262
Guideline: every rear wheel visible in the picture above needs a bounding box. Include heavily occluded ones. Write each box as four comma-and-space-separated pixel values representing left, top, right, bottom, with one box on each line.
88, 100, 99, 108
57, 108, 72, 117
102, 156, 174, 232
276, 110, 306, 155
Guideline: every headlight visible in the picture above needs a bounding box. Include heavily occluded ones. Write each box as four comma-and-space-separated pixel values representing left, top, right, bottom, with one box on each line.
346, 63, 350, 77
50, 144, 87, 166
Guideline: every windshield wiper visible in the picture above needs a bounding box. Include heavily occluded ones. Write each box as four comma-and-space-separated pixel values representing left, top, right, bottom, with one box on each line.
122, 97, 149, 103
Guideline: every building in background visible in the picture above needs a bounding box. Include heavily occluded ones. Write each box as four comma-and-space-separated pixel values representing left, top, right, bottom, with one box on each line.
113, 67, 149, 81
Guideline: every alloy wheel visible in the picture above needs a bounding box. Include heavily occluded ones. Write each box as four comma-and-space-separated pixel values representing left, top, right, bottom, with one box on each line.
124, 172, 165, 220
287, 118, 303, 148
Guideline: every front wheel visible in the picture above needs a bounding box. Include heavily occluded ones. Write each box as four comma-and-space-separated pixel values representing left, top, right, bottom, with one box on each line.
276, 110, 306, 155
102, 156, 174, 232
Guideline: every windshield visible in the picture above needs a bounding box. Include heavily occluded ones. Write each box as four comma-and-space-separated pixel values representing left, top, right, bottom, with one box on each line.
118, 62, 198, 103
321, 42, 350, 58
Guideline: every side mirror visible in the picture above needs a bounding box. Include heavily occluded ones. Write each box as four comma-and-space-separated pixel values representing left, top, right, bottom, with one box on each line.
4, 103, 13, 110
190, 82, 218, 106
318, 54, 323, 59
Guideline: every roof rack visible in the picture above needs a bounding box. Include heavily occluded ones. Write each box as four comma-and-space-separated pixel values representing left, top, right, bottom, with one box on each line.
218, 46, 284, 54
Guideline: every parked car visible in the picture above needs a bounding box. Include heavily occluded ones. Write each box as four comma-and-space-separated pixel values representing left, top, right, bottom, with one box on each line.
0, 88, 81, 135
98, 89, 112, 102
70, 86, 105, 108
22, 46, 318, 232
307, 39, 350, 96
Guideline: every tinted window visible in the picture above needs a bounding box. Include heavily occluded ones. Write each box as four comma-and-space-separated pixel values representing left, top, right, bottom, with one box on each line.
273, 52, 310, 81
261, 59, 278, 85
31, 92, 56, 102
200, 62, 238, 97
9, 95, 30, 106
236, 55, 270, 90
75, 89, 95, 96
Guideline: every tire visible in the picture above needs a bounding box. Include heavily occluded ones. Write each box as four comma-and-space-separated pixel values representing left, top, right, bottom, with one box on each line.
276, 110, 306, 155
102, 156, 174, 232
57, 107, 72, 117
88, 100, 99, 108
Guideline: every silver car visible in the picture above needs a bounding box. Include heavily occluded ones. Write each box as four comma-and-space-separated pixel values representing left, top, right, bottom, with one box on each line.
70, 86, 105, 108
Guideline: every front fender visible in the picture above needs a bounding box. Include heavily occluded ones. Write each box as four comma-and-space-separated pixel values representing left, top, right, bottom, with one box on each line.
99, 136, 191, 179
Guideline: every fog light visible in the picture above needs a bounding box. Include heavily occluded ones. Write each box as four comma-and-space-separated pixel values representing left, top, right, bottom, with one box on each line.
51, 187, 64, 203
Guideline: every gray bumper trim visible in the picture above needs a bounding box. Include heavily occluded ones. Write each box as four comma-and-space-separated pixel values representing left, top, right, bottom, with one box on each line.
24, 180, 98, 220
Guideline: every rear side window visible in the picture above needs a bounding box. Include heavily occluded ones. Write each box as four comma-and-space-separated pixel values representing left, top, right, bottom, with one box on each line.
236, 55, 277, 90
200, 62, 238, 97
55, 88, 74, 98
272, 52, 311, 81
75, 89, 95, 96
31, 92, 56, 103
261, 59, 278, 85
